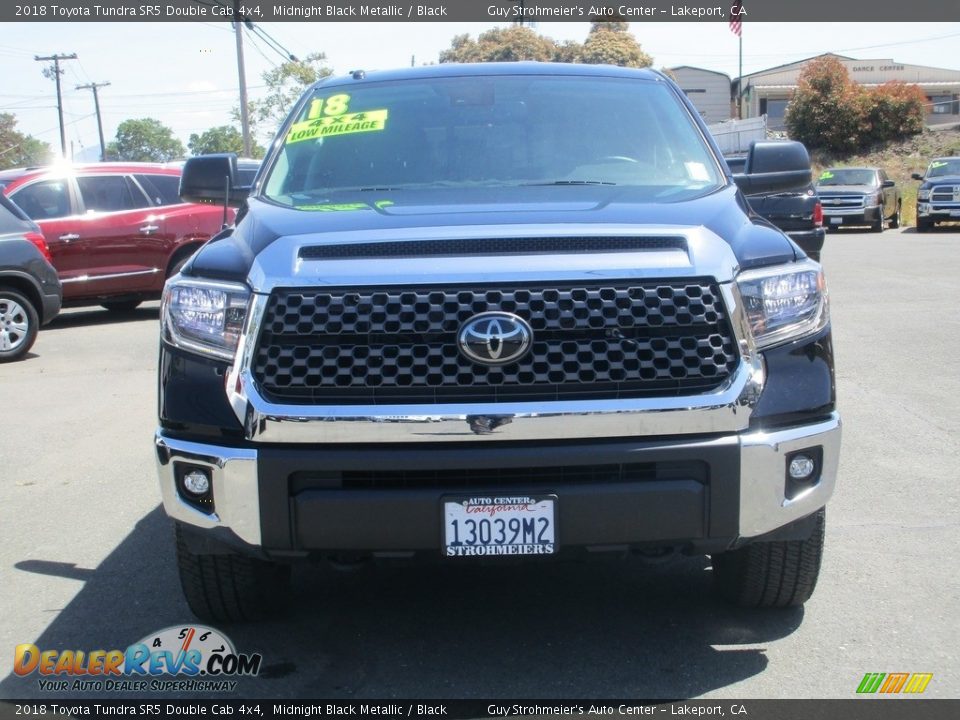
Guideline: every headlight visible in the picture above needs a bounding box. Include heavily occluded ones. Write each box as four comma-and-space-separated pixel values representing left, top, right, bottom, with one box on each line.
736, 259, 829, 350
918, 188, 931, 200
161, 278, 251, 360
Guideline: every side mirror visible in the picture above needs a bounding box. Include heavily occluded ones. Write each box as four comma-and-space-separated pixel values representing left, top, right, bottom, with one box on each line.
911, 173, 924, 182
732, 140, 812, 195
882, 180, 895, 188
179, 154, 249, 207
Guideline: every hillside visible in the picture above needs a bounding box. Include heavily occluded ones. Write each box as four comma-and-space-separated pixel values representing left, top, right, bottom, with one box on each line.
809, 128, 960, 225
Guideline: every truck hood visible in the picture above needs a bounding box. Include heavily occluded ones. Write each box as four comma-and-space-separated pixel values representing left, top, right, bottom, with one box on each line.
921, 175, 960, 187
189, 184, 799, 286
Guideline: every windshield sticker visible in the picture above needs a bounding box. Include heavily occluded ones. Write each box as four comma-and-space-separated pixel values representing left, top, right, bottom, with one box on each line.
930, 161, 948, 169
684, 162, 710, 182
286, 109, 389, 145
306, 94, 351, 119
819, 171, 834, 180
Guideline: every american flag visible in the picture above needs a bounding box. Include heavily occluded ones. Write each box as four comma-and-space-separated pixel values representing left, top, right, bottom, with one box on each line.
730, 2, 743, 36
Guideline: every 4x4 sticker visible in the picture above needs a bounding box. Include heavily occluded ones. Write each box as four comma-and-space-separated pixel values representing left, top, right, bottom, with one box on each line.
819, 171, 834, 180
930, 161, 947, 169
286, 109, 388, 144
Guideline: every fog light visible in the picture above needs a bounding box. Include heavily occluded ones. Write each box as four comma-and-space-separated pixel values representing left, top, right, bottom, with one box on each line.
788, 455, 816, 480
183, 469, 211, 496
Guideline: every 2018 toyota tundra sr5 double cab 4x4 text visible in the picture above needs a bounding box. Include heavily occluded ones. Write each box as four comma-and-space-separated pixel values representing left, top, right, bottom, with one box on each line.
155, 63, 841, 622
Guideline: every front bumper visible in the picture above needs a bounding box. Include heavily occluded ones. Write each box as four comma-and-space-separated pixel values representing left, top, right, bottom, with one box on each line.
917, 203, 960, 220
823, 205, 882, 227
155, 412, 840, 556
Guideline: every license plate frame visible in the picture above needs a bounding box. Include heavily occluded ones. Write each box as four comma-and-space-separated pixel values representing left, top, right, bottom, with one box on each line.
443, 494, 557, 557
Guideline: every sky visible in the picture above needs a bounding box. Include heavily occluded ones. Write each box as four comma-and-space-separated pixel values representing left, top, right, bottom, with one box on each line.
2, 20, 959, 159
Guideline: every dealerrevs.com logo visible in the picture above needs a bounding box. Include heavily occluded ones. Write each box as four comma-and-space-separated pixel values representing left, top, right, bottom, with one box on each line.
14, 625, 262, 692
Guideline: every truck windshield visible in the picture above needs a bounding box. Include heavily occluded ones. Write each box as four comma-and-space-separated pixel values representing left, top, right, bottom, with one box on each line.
817, 169, 878, 186
927, 158, 960, 178
262, 74, 723, 207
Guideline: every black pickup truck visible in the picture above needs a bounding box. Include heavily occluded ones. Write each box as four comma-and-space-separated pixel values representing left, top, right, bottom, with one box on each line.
156, 63, 840, 622
725, 153, 826, 261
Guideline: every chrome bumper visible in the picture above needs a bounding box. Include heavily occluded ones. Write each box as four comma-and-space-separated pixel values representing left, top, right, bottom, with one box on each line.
155, 411, 841, 547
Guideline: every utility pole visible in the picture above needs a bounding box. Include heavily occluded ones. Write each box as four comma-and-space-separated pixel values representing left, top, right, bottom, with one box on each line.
233, 0, 252, 157
76, 81, 110, 161
34, 53, 78, 158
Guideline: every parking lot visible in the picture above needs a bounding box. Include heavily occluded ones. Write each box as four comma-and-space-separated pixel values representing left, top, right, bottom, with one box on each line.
1, 226, 958, 700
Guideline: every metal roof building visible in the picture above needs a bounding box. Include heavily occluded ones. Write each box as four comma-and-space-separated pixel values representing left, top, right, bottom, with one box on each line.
735, 53, 960, 129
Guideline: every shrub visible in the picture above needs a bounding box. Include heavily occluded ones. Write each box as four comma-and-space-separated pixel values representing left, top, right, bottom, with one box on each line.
785, 56, 925, 154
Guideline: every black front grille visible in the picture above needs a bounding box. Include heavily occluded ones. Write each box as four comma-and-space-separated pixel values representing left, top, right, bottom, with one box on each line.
931, 185, 959, 202
253, 281, 739, 404
298, 236, 686, 259
290, 461, 708, 492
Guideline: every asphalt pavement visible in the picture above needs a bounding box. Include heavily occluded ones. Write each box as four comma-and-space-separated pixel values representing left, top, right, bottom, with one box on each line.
0, 226, 957, 700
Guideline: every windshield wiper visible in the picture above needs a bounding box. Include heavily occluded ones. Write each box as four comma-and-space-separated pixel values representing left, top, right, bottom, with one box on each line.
523, 180, 617, 186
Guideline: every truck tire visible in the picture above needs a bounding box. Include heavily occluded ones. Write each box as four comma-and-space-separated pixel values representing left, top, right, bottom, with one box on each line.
916, 218, 932, 233
889, 202, 901, 229
101, 300, 142, 312
175, 524, 290, 622
0, 288, 40, 363
870, 214, 884, 233
712, 508, 825, 608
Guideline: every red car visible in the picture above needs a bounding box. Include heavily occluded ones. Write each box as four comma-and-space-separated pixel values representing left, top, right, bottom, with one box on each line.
0, 163, 229, 311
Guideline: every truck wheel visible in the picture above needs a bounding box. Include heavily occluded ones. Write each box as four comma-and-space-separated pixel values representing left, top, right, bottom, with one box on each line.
712, 508, 825, 608
916, 218, 932, 233
889, 202, 901, 229
0, 289, 39, 363
175, 524, 290, 622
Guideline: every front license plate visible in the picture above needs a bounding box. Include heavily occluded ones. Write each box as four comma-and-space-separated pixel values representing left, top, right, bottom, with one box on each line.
950, 210, 960, 218
443, 495, 556, 557
829, 217, 843, 224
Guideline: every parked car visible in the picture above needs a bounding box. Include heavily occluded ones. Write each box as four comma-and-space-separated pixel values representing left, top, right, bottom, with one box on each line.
0, 194, 61, 362
912, 157, 960, 232
0, 163, 228, 311
158, 64, 839, 622
815, 167, 900, 232
726, 152, 825, 261
235, 158, 261, 187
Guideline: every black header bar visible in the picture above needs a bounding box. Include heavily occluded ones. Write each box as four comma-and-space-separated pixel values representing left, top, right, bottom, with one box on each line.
1, 1, 954, 23
2, 700, 960, 720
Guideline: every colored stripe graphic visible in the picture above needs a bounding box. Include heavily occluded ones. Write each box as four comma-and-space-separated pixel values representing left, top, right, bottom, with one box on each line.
857, 673, 886, 693
857, 672, 933, 694
903, 673, 934, 694
880, 673, 909, 693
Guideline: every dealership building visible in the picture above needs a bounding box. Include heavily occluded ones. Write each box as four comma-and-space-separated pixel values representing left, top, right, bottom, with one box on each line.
734, 53, 960, 129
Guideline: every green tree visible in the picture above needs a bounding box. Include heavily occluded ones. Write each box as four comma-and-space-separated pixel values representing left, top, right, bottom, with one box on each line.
439, 27, 558, 63
440, 23, 653, 69
236, 52, 333, 140
188, 125, 264, 158
580, 24, 653, 68
106, 118, 185, 162
786, 56, 924, 154
0, 113, 51, 170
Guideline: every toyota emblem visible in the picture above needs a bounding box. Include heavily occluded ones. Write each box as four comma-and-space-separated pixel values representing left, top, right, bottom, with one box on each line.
457, 312, 532, 366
